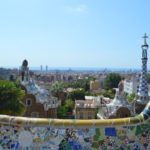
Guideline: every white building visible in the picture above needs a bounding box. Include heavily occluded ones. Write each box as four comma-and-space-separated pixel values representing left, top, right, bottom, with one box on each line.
123, 75, 139, 95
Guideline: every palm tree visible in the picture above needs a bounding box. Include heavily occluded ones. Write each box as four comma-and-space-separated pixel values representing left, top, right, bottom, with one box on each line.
51, 81, 64, 100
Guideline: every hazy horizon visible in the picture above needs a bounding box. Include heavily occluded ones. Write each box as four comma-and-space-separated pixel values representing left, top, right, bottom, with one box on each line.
0, 65, 142, 71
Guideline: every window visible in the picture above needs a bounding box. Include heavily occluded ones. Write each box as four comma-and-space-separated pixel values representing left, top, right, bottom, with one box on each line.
26, 99, 32, 106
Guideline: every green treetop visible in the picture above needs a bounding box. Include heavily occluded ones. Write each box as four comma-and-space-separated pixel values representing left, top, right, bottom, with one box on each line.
0, 80, 26, 116
104, 73, 122, 90
51, 81, 64, 99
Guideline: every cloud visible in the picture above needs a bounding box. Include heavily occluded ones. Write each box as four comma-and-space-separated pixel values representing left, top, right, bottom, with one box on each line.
75, 4, 87, 12
67, 4, 88, 13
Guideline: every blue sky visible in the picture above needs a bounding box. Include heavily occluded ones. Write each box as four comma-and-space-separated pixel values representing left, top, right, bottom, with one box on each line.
0, 0, 150, 69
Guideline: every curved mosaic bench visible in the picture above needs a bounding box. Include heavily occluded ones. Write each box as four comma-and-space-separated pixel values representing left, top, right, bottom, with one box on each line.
0, 102, 150, 127
0, 101, 150, 149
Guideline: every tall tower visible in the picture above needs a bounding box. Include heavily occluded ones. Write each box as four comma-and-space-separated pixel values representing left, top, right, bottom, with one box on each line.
40, 65, 43, 73
20, 59, 29, 82
136, 33, 149, 107
46, 65, 48, 72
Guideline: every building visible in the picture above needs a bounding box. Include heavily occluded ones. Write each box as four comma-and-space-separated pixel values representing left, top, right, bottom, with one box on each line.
97, 34, 150, 119
20, 59, 61, 118
22, 83, 60, 118
124, 75, 139, 94
98, 81, 134, 119
135, 33, 150, 113
90, 80, 101, 93
23, 93, 57, 118
75, 99, 98, 119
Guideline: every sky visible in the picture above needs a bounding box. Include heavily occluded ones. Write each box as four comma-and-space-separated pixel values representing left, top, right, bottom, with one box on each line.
0, 0, 150, 69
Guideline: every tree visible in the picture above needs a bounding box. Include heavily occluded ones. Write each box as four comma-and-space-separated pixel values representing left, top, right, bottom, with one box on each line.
104, 73, 122, 90
99, 89, 115, 99
51, 81, 64, 99
0, 80, 26, 115
63, 76, 96, 92
57, 105, 68, 118
127, 93, 136, 103
65, 99, 74, 112
57, 99, 75, 119
67, 89, 85, 100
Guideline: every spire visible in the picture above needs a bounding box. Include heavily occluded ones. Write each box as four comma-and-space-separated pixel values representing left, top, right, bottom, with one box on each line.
141, 33, 149, 59
137, 34, 149, 104
142, 33, 148, 46
21, 59, 29, 82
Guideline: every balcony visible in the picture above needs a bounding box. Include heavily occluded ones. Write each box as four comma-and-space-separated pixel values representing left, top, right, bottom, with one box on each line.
0, 101, 150, 149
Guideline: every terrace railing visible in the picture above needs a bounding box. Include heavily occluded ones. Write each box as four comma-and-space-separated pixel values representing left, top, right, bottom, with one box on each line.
0, 101, 150, 149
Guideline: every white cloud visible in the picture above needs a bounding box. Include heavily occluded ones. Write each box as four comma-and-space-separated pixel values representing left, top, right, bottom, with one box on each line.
75, 4, 87, 12
66, 4, 88, 13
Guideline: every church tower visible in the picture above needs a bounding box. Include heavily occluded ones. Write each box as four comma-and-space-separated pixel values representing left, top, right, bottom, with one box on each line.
136, 33, 149, 113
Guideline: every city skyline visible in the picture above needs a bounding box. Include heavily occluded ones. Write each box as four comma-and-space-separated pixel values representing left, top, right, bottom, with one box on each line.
0, 0, 150, 69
